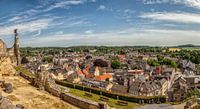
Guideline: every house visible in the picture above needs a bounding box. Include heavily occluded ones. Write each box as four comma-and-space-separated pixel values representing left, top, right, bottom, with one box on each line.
66, 70, 75, 76
117, 55, 126, 62
162, 68, 175, 74
155, 66, 162, 75
137, 60, 150, 71
82, 79, 101, 88
169, 76, 188, 102
39, 63, 53, 71
197, 65, 200, 75
53, 57, 68, 66
94, 67, 100, 76
76, 69, 85, 79
184, 76, 200, 90
111, 84, 128, 94
82, 79, 111, 90
114, 75, 129, 86
129, 80, 161, 96
65, 73, 80, 83
181, 60, 196, 71
128, 70, 144, 75
94, 73, 113, 81
136, 74, 149, 82
157, 78, 168, 95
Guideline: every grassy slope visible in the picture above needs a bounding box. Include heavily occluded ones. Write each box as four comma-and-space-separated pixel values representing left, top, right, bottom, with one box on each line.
69, 88, 140, 109
15, 66, 35, 78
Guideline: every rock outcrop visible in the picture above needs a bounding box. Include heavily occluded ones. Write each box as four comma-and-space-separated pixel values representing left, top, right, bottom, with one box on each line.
0, 92, 19, 109
0, 57, 16, 76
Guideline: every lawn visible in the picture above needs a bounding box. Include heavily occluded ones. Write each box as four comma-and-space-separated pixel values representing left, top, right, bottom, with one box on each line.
69, 88, 140, 109
15, 66, 35, 78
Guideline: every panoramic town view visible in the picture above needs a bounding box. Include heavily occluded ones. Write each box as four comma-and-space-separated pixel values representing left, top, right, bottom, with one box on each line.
1, 0, 200, 109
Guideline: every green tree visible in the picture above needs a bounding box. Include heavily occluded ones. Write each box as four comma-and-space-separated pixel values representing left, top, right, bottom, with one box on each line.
171, 61, 177, 68
111, 60, 121, 69
42, 56, 53, 63
147, 59, 160, 66
21, 57, 29, 64
171, 53, 176, 58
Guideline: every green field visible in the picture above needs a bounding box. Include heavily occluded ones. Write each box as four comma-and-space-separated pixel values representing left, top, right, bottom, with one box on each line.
181, 47, 200, 50
69, 88, 140, 109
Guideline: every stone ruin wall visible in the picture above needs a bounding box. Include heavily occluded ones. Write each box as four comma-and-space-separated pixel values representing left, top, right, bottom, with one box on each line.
33, 70, 102, 109
0, 57, 16, 76
60, 93, 99, 109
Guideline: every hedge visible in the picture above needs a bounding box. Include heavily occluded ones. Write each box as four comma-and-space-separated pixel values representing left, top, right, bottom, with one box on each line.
55, 80, 167, 103
75, 85, 84, 90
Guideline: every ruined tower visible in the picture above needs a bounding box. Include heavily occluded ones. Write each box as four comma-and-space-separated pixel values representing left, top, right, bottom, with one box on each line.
14, 29, 20, 66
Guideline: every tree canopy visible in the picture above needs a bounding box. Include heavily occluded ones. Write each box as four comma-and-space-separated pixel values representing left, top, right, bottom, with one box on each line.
93, 59, 108, 67
111, 60, 121, 69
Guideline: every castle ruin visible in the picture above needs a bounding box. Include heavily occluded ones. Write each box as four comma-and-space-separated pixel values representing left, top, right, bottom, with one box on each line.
0, 29, 21, 66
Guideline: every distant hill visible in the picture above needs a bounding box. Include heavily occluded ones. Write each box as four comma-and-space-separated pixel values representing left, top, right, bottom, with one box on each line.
177, 44, 200, 47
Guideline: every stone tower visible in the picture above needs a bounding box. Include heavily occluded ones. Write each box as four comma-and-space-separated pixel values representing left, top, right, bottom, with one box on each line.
14, 29, 20, 66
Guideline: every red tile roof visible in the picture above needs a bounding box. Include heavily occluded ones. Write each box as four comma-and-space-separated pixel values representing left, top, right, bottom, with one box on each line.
117, 55, 125, 60
95, 73, 112, 81
83, 69, 92, 78
76, 70, 83, 75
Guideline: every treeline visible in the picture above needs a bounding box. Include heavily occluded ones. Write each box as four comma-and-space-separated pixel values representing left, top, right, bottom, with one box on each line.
147, 55, 177, 68
178, 50, 200, 64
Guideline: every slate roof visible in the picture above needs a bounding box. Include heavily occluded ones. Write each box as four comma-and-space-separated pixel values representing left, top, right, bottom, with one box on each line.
111, 84, 128, 94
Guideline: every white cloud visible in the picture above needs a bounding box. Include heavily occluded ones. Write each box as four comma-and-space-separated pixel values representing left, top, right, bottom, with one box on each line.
143, 0, 200, 9
85, 30, 94, 34
4, 0, 86, 26
0, 18, 53, 36
45, 0, 85, 11
33, 29, 41, 37
8, 16, 21, 22
37, 34, 85, 42
116, 9, 135, 22
90, 0, 96, 2
63, 20, 91, 28
98, 5, 106, 10
184, 0, 200, 9
55, 16, 94, 28
140, 12, 200, 24
22, 28, 200, 47
143, 0, 170, 4
55, 31, 63, 35
124, 9, 131, 13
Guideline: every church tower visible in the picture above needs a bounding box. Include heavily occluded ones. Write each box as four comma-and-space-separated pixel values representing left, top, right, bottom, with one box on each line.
14, 29, 21, 66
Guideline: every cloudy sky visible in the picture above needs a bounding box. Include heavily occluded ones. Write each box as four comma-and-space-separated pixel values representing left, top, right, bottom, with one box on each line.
1, 0, 200, 47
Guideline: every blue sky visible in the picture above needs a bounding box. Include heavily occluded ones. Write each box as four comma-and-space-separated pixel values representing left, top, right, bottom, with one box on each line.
1, 0, 200, 47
